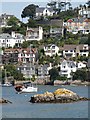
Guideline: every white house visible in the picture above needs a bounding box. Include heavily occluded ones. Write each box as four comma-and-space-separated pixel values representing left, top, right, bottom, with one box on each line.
79, 6, 90, 18
77, 61, 86, 69
44, 44, 60, 57
36, 7, 55, 18
18, 48, 36, 64
11, 31, 25, 47
60, 60, 87, 78
66, 18, 90, 34
63, 44, 89, 58
0, 13, 14, 28
25, 26, 43, 41
60, 60, 77, 78
0, 33, 15, 48
0, 32, 25, 48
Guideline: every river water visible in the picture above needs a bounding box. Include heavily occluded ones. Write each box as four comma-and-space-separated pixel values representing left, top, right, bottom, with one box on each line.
0, 85, 89, 118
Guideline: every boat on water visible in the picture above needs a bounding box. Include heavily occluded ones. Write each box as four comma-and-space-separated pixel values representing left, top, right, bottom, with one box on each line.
15, 83, 38, 93
2, 83, 12, 87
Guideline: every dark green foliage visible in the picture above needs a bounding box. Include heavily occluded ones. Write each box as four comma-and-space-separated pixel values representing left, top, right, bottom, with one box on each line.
87, 33, 90, 45
21, 41, 30, 48
21, 4, 38, 19
79, 36, 88, 44
49, 68, 59, 81
27, 19, 37, 27
57, 76, 67, 81
4, 64, 24, 80
73, 69, 88, 81
7, 16, 20, 26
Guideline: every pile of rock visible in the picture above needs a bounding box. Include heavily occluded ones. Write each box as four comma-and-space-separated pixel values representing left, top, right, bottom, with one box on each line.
30, 88, 89, 103
0, 98, 12, 104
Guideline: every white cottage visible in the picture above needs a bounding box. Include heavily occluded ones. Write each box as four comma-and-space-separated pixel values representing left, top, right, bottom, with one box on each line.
0, 33, 15, 48
44, 44, 60, 57
60, 60, 86, 78
36, 7, 55, 18
60, 60, 77, 78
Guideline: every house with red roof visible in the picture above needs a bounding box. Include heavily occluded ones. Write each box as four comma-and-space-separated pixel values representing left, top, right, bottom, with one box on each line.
66, 18, 90, 34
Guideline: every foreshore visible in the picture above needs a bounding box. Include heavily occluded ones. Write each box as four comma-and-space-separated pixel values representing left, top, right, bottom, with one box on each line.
14, 80, 90, 86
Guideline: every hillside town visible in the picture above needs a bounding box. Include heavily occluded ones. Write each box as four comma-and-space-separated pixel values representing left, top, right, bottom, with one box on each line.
0, 0, 90, 85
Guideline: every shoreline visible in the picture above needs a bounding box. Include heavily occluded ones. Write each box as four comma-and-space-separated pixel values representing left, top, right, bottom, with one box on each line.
14, 80, 90, 86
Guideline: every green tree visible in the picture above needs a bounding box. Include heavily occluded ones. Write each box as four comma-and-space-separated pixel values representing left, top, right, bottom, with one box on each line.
21, 4, 38, 19
4, 64, 24, 80
49, 68, 59, 81
7, 16, 20, 27
73, 69, 88, 81
27, 19, 37, 27
21, 41, 30, 48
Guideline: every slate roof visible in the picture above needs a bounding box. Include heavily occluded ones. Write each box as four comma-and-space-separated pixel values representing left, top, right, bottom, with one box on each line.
63, 45, 76, 50
36, 7, 54, 13
63, 44, 89, 51
67, 18, 86, 23
0, 33, 12, 39
61, 60, 76, 68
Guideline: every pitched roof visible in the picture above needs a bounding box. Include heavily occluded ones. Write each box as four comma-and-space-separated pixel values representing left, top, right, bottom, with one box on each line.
63, 44, 76, 50
84, 18, 90, 22
36, 7, 54, 13
0, 33, 12, 39
67, 18, 86, 23
63, 44, 89, 51
4, 48, 37, 54
36, 7, 45, 13
67, 19, 73, 23
50, 19, 63, 27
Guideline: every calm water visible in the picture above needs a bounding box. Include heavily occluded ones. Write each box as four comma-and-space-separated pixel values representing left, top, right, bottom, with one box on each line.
0, 85, 89, 118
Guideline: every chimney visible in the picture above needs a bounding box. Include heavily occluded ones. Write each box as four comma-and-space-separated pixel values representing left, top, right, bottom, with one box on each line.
11, 31, 16, 38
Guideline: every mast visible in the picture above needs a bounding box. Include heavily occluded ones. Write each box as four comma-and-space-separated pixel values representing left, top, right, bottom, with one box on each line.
30, 44, 31, 82
29, 44, 33, 82
5, 69, 7, 83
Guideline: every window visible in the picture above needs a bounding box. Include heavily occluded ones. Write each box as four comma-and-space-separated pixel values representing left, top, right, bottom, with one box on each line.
52, 46, 55, 49
86, 30, 89, 32
70, 50, 73, 52
65, 50, 68, 52
7, 40, 8, 42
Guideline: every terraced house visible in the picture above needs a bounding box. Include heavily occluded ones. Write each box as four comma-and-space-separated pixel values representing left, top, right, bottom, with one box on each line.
66, 18, 90, 34
62, 44, 89, 58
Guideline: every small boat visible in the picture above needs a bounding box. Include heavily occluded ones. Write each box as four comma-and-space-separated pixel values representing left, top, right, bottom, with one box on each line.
2, 83, 12, 87
14, 85, 23, 92
14, 84, 38, 93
